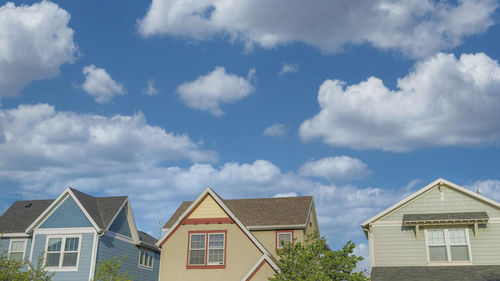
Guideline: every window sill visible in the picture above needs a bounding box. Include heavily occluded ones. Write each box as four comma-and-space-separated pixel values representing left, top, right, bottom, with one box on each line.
46, 267, 78, 272
186, 265, 226, 269
138, 265, 154, 271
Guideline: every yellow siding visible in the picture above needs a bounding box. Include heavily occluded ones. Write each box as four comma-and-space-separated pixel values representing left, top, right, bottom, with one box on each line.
249, 261, 277, 281
159, 223, 264, 281
188, 195, 229, 219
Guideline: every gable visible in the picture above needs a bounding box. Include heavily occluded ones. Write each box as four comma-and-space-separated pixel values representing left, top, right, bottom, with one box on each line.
108, 205, 132, 237
39, 196, 93, 228
187, 194, 229, 219
380, 185, 500, 222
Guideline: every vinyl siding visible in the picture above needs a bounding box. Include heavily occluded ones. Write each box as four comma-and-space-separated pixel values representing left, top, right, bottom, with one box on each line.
0, 237, 10, 255
40, 196, 93, 228
31, 233, 95, 281
108, 206, 132, 238
188, 195, 228, 219
371, 185, 500, 267
0, 237, 32, 261
96, 234, 160, 281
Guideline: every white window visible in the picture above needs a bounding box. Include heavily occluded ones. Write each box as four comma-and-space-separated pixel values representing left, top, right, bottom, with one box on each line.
45, 236, 80, 269
139, 249, 154, 269
426, 228, 471, 263
187, 231, 226, 267
8, 240, 27, 262
277, 231, 292, 249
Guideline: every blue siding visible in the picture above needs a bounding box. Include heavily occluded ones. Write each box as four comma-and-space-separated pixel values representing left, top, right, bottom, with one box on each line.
25, 238, 32, 261
96, 235, 160, 281
108, 206, 132, 238
31, 233, 95, 281
40, 196, 92, 228
0, 237, 32, 261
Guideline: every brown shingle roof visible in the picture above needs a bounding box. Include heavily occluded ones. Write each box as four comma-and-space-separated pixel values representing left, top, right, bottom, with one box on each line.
164, 196, 313, 229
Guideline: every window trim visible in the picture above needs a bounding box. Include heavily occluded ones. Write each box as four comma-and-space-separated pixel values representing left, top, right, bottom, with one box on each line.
186, 230, 227, 269
8, 239, 27, 262
275, 230, 294, 250
424, 227, 473, 265
138, 248, 154, 270
44, 234, 82, 271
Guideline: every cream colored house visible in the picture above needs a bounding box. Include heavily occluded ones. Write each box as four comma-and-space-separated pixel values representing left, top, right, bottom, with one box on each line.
362, 178, 500, 281
156, 187, 319, 281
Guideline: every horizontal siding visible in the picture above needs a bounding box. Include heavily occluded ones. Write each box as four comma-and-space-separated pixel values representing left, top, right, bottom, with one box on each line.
40, 196, 92, 228
188, 195, 228, 219
96, 234, 160, 281
109, 206, 132, 238
382, 187, 500, 221
0, 238, 10, 254
31, 233, 95, 281
470, 223, 500, 265
372, 225, 427, 266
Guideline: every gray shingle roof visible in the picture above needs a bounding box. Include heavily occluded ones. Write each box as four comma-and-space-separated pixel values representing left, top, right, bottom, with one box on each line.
0, 189, 128, 234
0, 200, 54, 233
138, 230, 158, 250
371, 266, 500, 281
403, 212, 489, 225
164, 196, 313, 229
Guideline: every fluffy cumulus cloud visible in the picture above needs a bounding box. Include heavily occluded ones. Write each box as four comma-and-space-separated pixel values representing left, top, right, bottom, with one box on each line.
138, 0, 497, 58
467, 180, 500, 201
0, 1, 76, 101
177, 67, 255, 116
300, 52, 500, 152
82, 65, 125, 104
299, 156, 371, 181
279, 63, 299, 76
142, 79, 158, 96
263, 123, 287, 138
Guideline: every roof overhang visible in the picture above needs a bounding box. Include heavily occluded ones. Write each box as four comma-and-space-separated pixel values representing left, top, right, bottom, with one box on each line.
403, 212, 489, 226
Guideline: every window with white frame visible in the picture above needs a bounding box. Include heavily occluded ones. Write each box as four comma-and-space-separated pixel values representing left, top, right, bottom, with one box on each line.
277, 231, 292, 249
45, 236, 80, 269
139, 249, 154, 269
9, 240, 26, 262
426, 228, 471, 262
187, 231, 225, 267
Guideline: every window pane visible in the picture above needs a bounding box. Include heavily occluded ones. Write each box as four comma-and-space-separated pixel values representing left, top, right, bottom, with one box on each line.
451, 245, 470, 261
190, 234, 205, 249
427, 229, 445, 245
47, 238, 62, 252
278, 233, 292, 248
148, 253, 153, 267
62, 253, 78, 267
429, 246, 447, 261
449, 229, 467, 245
140, 251, 145, 265
9, 252, 23, 262
189, 249, 205, 265
11, 241, 25, 252
65, 237, 79, 251
209, 234, 224, 248
208, 249, 224, 264
46, 253, 60, 267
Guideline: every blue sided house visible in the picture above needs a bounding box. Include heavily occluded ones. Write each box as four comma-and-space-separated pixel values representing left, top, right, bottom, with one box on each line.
0, 187, 160, 281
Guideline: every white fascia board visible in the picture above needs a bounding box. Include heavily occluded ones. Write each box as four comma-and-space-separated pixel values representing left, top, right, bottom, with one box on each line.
25, 187, 71, 234
34, 227, 96, 235
1, 233, 31, 238
105, 198, 128, 231
246, 224, 306, 230
361, 178, 500, 228
67, 188, 102, 232
126, 199, 141, 244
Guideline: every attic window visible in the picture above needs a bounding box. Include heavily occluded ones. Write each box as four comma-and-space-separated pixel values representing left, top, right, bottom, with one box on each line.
276, 231, 293, 249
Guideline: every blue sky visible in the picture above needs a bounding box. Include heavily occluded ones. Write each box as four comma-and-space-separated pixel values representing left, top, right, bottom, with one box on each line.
1, 0, 500, 269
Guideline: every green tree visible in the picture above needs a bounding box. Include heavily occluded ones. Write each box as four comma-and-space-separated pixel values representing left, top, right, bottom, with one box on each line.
0, 239, 54, 281
94, 255, 135, 281
269, 232, 369, 281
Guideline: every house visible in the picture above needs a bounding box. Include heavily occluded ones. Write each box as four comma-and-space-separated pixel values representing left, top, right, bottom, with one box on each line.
156, 187, 319, 281
0, 187, 160, 281
361, 178, 500, 281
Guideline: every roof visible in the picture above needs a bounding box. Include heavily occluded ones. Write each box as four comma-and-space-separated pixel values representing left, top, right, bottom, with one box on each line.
362, 178, 500, 228
371, 266, 500, 281
1, 188, 127, 234
0, 200, 54, 233
403, 212, 489, 225
138, 230, 159, 250
163, 196, 313, 229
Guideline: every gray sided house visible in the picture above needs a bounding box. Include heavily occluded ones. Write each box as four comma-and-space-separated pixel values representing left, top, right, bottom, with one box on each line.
0, 187, 160, 281
362, 178, 500, 281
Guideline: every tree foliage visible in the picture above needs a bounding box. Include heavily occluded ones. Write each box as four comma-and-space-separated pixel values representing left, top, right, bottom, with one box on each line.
269, 232, 369, 281
94, 255, 135, 281
0, 239, 54, 281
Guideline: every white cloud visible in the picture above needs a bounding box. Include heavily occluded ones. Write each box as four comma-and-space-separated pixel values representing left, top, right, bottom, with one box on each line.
467, 180, 500, 201
137, 0, 497, 58
143, 79, 158, 96
300, 52, 500, 152
177, 67, 255, 116
263, 124, 287, 138
0, 1, 76, 101
279, 63, 299, 76
299, 156, 371, 181
273, 192, 298, 198
82, 65, 125, 104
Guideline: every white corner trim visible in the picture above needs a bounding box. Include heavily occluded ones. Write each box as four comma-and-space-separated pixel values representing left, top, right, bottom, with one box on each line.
1, 233, 30, 238
29, 233, 36, 263
241, 255, 268, 281
34, 228, 96, 235
126, 199, 141, 244
362, 178, 500, 227
88, 232, 100, 281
